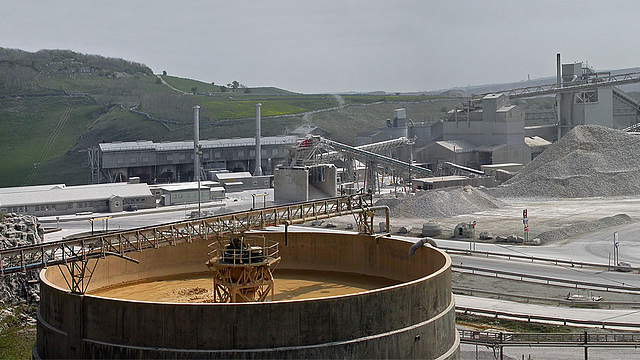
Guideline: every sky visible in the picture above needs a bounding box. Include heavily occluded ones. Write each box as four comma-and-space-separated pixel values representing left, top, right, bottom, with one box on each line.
1, 0, 639, 94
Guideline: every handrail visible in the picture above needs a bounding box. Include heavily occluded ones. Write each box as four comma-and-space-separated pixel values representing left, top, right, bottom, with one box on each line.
0, 194, 377, 275
453, 264, 640, 293
456, 306, 640, 331
442, 246, 640, 272
458, 328, 640, 346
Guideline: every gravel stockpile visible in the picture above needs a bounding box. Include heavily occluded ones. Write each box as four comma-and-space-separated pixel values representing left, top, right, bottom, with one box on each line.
491, 125, 640, 198
534, 214, 633, 244
376, 186, 504, 219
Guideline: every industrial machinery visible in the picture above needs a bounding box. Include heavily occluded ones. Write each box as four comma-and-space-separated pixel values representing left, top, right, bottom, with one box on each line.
284, 135, 433, 194
205, 234, 280, 302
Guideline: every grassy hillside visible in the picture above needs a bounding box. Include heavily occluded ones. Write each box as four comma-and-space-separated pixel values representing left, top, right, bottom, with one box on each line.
0, 47, 469, 187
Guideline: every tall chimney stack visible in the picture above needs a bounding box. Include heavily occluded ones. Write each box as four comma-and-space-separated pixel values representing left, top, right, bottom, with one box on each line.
254, 103, 263, 176
556, 53, 561, 88
193, 105, 200, 182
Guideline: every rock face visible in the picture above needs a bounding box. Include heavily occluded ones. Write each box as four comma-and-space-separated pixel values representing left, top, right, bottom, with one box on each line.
0, 213, 43, 304
490, 125, 640, 198
0, 213, 44, 249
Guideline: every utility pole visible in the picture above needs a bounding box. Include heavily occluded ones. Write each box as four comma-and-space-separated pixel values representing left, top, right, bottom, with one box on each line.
613, 231, 619, 266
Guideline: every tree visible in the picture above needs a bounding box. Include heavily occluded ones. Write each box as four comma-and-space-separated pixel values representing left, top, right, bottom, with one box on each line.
191, 86, 198, 95
220, 85, 227, 92
162, 70, 167, 76
211, 81, 215, 85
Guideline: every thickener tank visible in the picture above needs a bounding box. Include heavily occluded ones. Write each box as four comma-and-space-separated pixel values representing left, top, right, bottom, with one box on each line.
35, 230, 459, 359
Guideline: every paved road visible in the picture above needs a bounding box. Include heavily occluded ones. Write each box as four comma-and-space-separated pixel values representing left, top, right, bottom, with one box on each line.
456, 294, 640, 330
450, 254, 640, 291
41, 189, 273, 242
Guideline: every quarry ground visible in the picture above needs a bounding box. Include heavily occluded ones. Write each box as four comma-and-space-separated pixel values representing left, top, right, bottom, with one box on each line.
314, 193, 640, 306
324, 193, 640, 242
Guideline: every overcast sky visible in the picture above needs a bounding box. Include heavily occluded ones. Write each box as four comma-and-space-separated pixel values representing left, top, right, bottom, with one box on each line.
1, 0, 638, 94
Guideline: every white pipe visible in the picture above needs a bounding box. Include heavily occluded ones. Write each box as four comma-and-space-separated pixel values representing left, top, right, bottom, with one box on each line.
254, 103, 263, 176
193, 105, 200, 182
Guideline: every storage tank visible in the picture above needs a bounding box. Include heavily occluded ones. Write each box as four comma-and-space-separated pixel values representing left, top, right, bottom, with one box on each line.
35, 230, 459, 359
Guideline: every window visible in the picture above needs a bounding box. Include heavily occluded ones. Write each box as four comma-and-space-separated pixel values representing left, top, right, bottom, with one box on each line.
117, 158, 124, 164
238, 150, 244, 157
214, 152, 221, 158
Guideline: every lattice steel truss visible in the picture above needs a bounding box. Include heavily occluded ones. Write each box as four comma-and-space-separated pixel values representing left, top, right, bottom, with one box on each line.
0, 194, 386, 293
206, 234, 280, 303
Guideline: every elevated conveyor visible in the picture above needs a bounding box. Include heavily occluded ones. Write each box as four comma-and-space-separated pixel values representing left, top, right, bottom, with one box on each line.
0, 194, 385, 293
482, 71, 640, 100
317, 137, 433, 178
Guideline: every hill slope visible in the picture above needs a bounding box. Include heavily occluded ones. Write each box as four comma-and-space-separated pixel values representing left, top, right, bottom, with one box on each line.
0, 47, 461, 187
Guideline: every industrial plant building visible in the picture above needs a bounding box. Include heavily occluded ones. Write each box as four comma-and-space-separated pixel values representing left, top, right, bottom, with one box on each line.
0, 182, 155, 216
88, 135, 299, 184
149, 181, 225, 206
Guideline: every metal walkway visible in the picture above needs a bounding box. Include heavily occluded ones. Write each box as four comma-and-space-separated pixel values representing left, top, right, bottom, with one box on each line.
1, 194, 383, 293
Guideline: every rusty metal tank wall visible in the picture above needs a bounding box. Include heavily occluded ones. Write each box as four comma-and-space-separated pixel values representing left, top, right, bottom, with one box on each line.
35, 232, 459, 359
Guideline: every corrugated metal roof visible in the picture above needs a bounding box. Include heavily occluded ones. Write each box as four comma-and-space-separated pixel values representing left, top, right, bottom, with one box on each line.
0, 184, 66, 194
525, 136, 553, 147
99, 136, 299, 153
0, 183, 152, 207
435, 140, 475, 152
214, 172, 253, 180
496, 105, 517, 112
475, 144, 507, 152
99, 141, 155, 152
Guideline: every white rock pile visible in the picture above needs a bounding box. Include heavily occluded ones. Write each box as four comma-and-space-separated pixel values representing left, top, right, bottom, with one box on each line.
376, 186, 504, 219
491, 125, 640, 198
0, 213, 43, 304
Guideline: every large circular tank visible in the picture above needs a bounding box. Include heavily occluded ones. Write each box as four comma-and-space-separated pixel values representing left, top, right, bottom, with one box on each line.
35, 230, 459, 359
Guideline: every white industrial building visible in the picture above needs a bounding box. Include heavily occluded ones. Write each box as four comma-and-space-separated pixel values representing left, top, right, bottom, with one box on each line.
88, 135, 299, 184
149, 182, 225, 206
0, 183, 156, 216
210, 172, 272, 193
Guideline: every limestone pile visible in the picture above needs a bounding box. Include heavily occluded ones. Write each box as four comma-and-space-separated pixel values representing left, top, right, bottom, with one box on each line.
0, 213, 43, 304
376, 186, 504, 219
491, 125, 640, 198
534, 214, 633, 244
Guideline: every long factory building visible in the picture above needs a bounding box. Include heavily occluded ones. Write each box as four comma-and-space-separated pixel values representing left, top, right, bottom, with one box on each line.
89, 135, 300, 184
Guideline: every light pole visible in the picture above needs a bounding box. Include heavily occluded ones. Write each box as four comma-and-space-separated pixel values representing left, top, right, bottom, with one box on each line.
197, 145, 202, 217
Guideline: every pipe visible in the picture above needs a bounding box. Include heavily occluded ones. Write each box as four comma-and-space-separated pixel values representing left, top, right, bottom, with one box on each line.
193, 105, 200, 182
254, 103, 263, 176
556, 53, 561, 88
556, 53, 562, 140
409, 237, 437, 256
